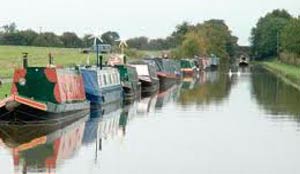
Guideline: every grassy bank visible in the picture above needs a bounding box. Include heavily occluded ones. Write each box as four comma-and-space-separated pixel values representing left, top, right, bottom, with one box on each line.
0, 46, 163, 79
261, 59, 300, 88
0, 45, 162, 99
0, 45, 95, 78
0, 83, 11, 99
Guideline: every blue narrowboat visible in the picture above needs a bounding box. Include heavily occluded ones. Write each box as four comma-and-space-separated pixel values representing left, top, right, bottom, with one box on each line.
81, 66, 123, 105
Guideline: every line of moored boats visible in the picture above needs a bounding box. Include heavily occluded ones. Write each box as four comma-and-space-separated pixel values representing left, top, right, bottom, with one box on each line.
0, 53, 220, 121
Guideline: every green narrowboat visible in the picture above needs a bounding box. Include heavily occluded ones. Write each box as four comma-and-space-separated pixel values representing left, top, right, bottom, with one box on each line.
180, 59, 198, 76
107, 54, 141, 102
1, 53, 90, 115
115, 64, 141, 102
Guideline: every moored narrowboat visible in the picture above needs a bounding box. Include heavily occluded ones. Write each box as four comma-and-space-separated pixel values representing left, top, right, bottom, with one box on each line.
108, 54, 141, 102
1, 53, 90, 114
180, 59, 197, 76
210, 55, 220, 69
115, 65, 141, 101
239, 55, 249, 67
81, 66, 123, 106
130, 60, 159, 97
145, 58, 181, 91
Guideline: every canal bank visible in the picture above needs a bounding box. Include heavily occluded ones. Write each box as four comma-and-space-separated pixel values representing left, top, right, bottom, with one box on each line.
0, 82, 11, 100
259, 59, 300, 91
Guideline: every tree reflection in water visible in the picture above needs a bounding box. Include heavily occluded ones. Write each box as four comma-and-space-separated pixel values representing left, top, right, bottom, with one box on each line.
251, 67, 300, 121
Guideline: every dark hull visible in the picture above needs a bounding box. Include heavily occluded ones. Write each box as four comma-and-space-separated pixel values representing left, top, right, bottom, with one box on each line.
123, 83, 141, 103
0, 113, 88, 147
0, 104, 90, 124
140, 79, 159, 97
158, 75, 180, 92
209, 65, 218, 70
239, 61, 249, 67
86, 85, 123, 105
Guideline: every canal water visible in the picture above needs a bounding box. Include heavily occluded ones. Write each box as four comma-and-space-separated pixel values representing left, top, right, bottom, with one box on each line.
1, 66, 300, 174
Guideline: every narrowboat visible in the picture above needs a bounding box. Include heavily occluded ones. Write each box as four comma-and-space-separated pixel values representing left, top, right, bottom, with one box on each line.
1, 53, 90, 114
130, 60, 159, 97
239, 55, 249, 67
145, 58, 181, 91
210, 55, 220, 69
81, 66, 123, 105
108, 54, 141, 102
115, 65, 141, 101
180, 59, 197, 76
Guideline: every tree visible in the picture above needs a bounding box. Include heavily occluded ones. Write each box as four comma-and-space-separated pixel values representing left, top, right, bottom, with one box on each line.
250, 9, 292, 59
2, 22, 17, 33
82, 34, 93, 47
101, 31, 120, 45
32, 32, 63, 47
281, 18, 300, 55
180, 32, 203, 57
126, 37, 148, 50
60, 32, 83, 48
18, 30, 39, 45
169, 22, 191, 47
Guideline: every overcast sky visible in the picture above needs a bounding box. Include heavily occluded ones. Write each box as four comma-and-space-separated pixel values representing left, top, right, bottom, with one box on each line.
0, 0, 299, 45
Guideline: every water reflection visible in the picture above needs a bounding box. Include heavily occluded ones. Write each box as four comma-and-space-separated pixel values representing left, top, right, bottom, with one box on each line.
178, 70, 232, 106
1, 68, 300, 174
155, 85, 180, 109
251, 67, 300, 120
0, 114, 89, 174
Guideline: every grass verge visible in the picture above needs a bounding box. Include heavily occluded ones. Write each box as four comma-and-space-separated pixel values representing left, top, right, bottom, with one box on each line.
261, 59, 300, 88
0, 83, 11, 100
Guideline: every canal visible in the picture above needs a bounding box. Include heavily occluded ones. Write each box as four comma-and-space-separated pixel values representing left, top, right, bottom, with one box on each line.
1, 66, 300, 174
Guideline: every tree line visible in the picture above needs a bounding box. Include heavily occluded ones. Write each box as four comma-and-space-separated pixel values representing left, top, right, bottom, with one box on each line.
0, 23, 120, 48
250, 9, 300, 65
127, 20, 239, 62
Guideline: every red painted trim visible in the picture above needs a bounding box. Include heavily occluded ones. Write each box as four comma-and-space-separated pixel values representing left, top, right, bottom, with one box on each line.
44, 68, 58, 83
14, 95, 47, 111
13, 69, 27, 83
181, 68, 194, 72
11, 83, 18, 95
157, 72, 167, 77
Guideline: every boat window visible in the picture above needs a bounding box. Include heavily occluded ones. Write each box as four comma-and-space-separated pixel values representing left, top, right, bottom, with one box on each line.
98, 74, 102, 87
114, 73, 118, 84
103, 74, 107, 86
111, 74, 114, 85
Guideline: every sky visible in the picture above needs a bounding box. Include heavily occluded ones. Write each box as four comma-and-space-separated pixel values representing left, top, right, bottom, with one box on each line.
0, 0, 299, 46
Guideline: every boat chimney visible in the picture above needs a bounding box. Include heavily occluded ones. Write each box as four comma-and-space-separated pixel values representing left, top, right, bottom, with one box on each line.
22, 52, 29, 68
48, 52, 54, 65
99, 55, 103, 70
124, 55, 127, 64
96, 44, 99, 67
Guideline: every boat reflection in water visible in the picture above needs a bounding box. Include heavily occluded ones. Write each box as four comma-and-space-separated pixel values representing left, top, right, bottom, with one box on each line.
83, 102, 123, 147
136, 94, 158, 115
155, 84, 181, 110
178, 70, 232, 107
0, 111, 89, 174
0, 69, 236, 174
